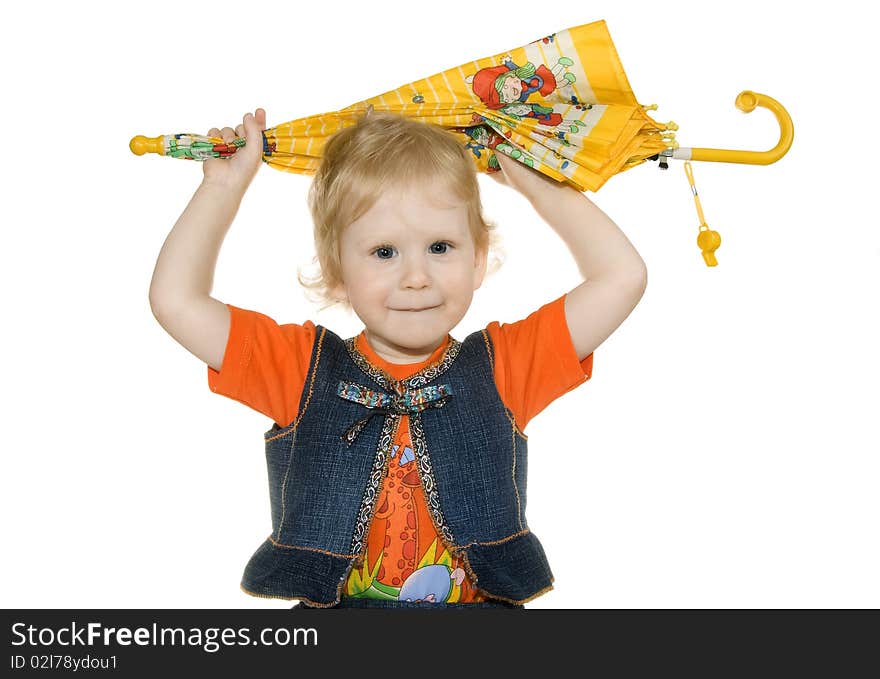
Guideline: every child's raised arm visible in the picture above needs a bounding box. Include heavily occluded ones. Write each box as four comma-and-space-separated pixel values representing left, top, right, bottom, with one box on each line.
490, 152, 648, 362
148, 108, 266, 371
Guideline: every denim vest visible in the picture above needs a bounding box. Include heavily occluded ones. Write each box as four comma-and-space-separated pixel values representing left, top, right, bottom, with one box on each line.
240, 325, 554, 607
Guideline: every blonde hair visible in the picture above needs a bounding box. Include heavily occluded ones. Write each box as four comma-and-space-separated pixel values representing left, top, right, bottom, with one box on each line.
298, 108, 504, 312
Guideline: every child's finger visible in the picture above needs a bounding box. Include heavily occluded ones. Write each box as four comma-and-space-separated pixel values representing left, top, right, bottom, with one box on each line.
242, 112, 265, 160
243, 113, 257, 138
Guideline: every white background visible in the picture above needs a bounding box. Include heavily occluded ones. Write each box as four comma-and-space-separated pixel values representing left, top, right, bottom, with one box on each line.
2, 1, 877, 609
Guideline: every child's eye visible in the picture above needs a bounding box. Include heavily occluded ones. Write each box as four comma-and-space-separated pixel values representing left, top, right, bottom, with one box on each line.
370, 242, 453, 260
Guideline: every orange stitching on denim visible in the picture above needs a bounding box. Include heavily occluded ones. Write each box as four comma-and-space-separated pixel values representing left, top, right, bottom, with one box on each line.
480, 582, 555, 606
509, 414, 528, 441
293, 326, 324, 428
334, 568, 349, 603
456, 543, 554, 604
276, 327, 326, 535
242, 536, 359, 607
274, 423, 298, 538
511, 420, 523, 532
454, 527, 531, 549
480, 330, 528, 440
265, 327, 324, 442
454, 548, 483, 593
295, 598, 339, 609
267, 534, 357, 559
451, 547, 553, 605
265, 426, 292, 443
239, 582, 338, 608
480, 329, 494, 370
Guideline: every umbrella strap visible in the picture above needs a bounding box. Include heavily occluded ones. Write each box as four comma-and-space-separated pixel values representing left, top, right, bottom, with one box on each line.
684, 161, 722, 268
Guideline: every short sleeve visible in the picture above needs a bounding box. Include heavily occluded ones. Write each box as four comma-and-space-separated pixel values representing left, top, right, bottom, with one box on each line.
207, 304, 316, 428
485, 293, 592, 433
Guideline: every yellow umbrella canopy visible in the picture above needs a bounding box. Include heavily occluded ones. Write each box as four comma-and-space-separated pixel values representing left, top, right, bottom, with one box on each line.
132, 20, 674, 193
261, 19, 671, 192
131, 19, 793, 266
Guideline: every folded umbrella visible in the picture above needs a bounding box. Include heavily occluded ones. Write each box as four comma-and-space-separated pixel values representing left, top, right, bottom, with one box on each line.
131, 19, 793, 264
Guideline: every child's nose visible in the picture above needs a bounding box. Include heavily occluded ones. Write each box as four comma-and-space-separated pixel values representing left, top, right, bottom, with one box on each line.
400, 256, 431, 289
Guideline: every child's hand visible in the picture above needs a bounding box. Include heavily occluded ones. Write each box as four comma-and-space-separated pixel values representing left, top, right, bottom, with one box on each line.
488, 150, 569, 203
202, 108, 267, 194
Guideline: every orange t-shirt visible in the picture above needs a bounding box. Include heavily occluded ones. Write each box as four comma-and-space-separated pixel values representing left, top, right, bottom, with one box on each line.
208, 293, 593, 603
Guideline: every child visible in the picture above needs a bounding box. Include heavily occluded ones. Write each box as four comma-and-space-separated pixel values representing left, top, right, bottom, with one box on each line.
149, 107, 648, 609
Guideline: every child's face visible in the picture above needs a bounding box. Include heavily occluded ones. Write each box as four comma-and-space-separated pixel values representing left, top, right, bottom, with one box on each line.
332, 183, 487, 363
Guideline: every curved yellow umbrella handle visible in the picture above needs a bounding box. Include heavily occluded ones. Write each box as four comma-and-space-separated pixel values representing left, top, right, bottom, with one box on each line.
673, 90, 794, 165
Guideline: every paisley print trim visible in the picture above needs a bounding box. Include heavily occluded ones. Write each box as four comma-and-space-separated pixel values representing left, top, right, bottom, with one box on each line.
409, 411, 456, 545
343, 335, 463, 391
349, 414, 398, 556
343, 333, 463, 558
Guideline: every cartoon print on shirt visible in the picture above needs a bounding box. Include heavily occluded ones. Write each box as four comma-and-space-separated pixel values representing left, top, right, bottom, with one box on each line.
399, 563, 467, 603
344, 427, 485, 602
397, 442, 415, 466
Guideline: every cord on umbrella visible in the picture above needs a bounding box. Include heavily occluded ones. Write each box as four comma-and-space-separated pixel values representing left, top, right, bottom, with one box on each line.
683, 161, 721, 267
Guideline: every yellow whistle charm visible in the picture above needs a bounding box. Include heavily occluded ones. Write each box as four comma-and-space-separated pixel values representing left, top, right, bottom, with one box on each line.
684, 161, 721, 266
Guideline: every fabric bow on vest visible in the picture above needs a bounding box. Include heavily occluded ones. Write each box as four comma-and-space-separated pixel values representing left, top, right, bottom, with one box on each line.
336, 379, 453, 446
